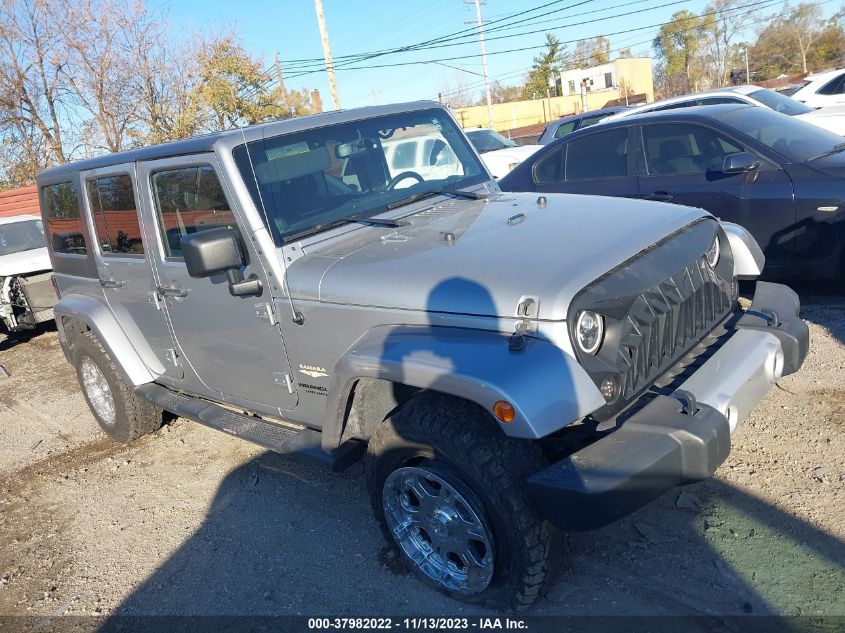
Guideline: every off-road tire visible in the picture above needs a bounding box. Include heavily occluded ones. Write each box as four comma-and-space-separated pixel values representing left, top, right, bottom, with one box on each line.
73, 331, 163, 443
365, 392, 558, 610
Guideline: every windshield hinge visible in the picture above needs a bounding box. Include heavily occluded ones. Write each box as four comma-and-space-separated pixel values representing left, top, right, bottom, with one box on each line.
255, 302, 278, 325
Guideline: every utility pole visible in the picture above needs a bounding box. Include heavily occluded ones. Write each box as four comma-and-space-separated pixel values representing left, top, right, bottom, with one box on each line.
466, 0, 493, 129
314, 0, 341, 110
273, 51, 287, 94
744, 46, 751, 84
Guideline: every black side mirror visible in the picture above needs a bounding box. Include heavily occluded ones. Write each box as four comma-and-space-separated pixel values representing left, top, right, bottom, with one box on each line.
180, 228, 262, 297
723, 151, 760, 174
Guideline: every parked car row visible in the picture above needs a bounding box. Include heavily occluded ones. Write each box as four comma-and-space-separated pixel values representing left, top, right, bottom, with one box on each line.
516, 89, 845, 283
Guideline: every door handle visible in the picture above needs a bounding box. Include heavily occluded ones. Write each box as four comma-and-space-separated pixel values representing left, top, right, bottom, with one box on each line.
100, 279, 126, 288
157, 285, 189, 298
646, 191, 674, 202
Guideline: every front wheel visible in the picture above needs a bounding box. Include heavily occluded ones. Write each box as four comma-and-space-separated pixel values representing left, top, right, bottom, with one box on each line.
365, 393, 557, 610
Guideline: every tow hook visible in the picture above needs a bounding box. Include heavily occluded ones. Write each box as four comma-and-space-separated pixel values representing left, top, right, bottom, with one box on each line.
675, 389, 697, 415
761, 309, 780, 327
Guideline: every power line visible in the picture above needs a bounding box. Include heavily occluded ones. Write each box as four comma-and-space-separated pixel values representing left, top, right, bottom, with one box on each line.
285, 0, 784, 80
435, 0, 815, 100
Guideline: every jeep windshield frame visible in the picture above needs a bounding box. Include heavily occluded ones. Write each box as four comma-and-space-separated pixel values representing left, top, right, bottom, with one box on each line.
232, 108, 489, 245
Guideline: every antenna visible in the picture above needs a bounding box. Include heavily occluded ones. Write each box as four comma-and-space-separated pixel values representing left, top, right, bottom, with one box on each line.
238, 127, 305, 325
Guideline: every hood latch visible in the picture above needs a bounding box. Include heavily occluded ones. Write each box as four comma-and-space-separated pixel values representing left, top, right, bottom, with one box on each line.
509, 296, 539, 352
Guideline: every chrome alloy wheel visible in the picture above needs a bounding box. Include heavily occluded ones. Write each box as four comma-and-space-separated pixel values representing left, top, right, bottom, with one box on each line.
80, 356, 116, 425
382, 466, 494, 593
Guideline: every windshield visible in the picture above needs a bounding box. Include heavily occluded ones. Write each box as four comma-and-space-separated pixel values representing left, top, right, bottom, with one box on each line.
466, 129, 517, 153
233, 109, 487, 243
720, 106, 845, 162
0, 219, 46, 257
748, 88, 813, 115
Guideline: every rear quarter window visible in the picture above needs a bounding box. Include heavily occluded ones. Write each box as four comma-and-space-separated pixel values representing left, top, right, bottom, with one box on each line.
42, 181, 87, 255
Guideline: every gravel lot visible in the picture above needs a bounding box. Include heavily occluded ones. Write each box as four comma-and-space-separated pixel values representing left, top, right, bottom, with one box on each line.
0, 291, 843, 619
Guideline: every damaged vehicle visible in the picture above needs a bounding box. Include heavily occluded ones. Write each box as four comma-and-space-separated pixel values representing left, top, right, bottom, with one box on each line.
39, 101, 808, 609
0, 214, 56, 333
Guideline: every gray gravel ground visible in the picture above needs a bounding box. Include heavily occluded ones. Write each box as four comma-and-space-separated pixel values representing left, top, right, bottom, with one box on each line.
0, 293, 843, 619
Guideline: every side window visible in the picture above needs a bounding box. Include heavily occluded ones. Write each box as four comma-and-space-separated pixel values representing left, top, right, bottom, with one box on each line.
643, 124, 743, 175
553, 121, 577, 138
565, 128, 629, 180
817, 75, 845, 96
650, 100, 694, 113
698, 97, 744, 105
151, 166, 237, 258
534, 146, 565, 183
42, 181, 87, 255
87, 174, 144, 256
578, 113, 607, 129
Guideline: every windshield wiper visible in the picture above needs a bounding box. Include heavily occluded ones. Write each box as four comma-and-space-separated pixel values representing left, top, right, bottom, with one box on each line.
809, 142, 845, 161
282, 215, 407, 244
386, 187, 485, 210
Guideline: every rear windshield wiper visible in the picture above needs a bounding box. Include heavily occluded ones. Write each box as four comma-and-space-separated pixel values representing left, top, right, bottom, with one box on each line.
386, 187, 485, 210
809, 142, 845, 161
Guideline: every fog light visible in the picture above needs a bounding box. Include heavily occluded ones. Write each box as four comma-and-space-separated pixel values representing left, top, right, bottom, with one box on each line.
600, 375, 618, 402
493, 400, 515, 423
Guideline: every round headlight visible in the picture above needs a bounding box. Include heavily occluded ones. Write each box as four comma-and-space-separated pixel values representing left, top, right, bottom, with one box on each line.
576, 310, 604, 355
706, 235, 720, 268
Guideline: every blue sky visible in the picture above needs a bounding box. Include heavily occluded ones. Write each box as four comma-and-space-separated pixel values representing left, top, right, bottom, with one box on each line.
164, 0, 826, 110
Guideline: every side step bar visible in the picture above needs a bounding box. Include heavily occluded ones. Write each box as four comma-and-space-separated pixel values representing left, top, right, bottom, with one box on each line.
135, 383, 364, 472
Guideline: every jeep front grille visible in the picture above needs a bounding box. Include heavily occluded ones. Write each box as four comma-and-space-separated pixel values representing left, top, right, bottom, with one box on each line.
617, 257, 733, 400
567, 219, 736, 421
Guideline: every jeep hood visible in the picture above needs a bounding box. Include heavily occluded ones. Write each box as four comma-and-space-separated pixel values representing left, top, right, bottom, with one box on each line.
0, 247, 51, 277
286, 192, 712, 321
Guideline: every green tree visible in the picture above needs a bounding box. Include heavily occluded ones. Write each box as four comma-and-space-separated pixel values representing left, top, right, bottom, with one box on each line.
522, 33, 568, 99
749, 3, 840, 78
653, 10, 707, 95
196, 36, 310, 131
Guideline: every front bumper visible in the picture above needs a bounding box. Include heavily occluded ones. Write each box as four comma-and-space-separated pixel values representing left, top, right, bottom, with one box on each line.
528, 281, 809, 531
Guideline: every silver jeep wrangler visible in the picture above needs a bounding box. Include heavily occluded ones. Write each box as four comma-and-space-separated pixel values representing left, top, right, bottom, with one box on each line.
38, 101, 808, 609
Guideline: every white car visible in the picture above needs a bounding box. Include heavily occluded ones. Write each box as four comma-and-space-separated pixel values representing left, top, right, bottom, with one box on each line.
0, 214, 56, 332
378, 131, 462, 187
464, 128, 543, 179
601, 85, 845, 136
790, 68, 845, 109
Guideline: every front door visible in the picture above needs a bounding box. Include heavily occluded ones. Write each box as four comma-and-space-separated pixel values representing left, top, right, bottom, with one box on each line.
636, 122, 796, 275
137, 155, 298, 415
81, 164, 176, 379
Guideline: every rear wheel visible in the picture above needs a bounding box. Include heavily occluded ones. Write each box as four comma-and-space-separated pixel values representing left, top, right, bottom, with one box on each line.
73, 331, 163, 443
365, 393, 557, 610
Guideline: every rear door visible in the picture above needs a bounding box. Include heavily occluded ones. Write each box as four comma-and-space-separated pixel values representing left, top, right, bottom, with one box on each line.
81, 164, 176, 379
137, 154, 298, 415
635, 121, 796, 274
532, 126, 640, 198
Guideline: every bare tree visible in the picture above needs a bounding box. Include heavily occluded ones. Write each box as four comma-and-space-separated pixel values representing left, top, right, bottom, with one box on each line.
785, 3, 825, 73
702, 0, 753, 86
0, 0, 77, 168
63, 0, 147, 153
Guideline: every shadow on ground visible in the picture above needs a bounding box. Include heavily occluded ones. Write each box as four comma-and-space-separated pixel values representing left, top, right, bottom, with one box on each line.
100, 448, 845, 619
